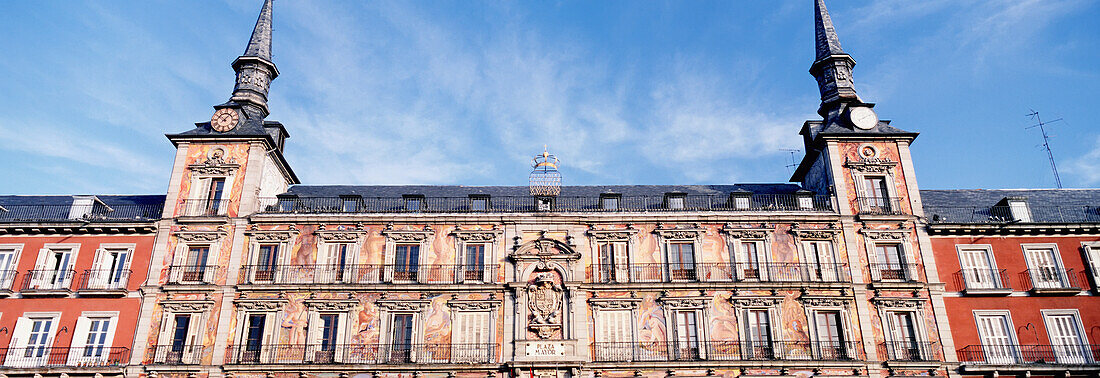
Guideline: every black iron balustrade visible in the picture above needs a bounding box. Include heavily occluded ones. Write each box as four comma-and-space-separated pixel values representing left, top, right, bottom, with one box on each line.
879, 341, 937, 361
1021, 268, 1082, 291
0, 346, 129, 368
0, 269, 18, 291
78, 269, 131, 291
0, 204, 161, 222
856, 197, 904, 215
224, 343, 497, 364
591, 341, 863, 362
958, 344, 1100, 365
179, 198, 231, 217
165, 265, 220, 284
257, 194, 834, 214
869, 263, 921, 282
595, 263, 851, 283
926, 205, 1100, 224
146, 344, 206, 365
953, 268, 1010, 292
238, 264, 499, 285
20, 269, 75, 291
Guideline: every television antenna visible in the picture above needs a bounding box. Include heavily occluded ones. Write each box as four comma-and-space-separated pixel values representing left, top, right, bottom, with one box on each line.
1025, 110, 1063, 188
781, 149, 801, 176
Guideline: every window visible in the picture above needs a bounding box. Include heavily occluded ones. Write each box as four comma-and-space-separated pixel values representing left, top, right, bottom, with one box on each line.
536, 197, 553, 211
665, 193, 686, 210
390, 314, 415, 363
170, 314, 192, 356
464, 244, 486, 282
469, 195, 489, 211
206, 178, 226, 214
1007, 199, 1031, 222
25, 318, 53, 358
1024, 245, 1069, 289
319, 243, 351, 283
32, 246, 74, 289
393, 244, 420, 282
157, 313, 203, 364
241, 314, 266, 363
403, 195, 423, 212
310, 313, 341, 363
805, 241, 838, 281
815, 311, 847, 359
341, 196, 361, 212
958, 246, 1001, 289
597, 242, 628, 283
738, 241, 765, 280
89, 247, 130, 289
1085, 243, 1100, 290
6, 314, 60, 368
746, 309, 774, 359
452, 311, 492, 362
864, 176, 890, 200
600, 194, 620, 210
885, 311, 922, 360
594, 309, 632, 361
182, 246, 210, 282
0, 246, 19, 289
668, 242, 696, 281
1042, 311, 1090, 364
874, 243, 909, 281
254, 244, 279, 282
975, 312, 1017, 364
673, 311, 700, 360
69, 315, 116, 363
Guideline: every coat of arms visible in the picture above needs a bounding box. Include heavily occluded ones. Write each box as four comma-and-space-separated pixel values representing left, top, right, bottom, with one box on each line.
528, 274, 563, 339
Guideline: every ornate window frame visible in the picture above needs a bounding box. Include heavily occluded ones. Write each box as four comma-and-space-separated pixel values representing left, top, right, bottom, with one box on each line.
381, 225, 434, 283
846, 155, 901, 206
170, 227, 227, 284
587, 227, 638, 283
590, 295, 641, 353
185, 148, 240, 216
452, 227, 503, 283
731, 296, 783, 356
801, 296, 857, 357
791, 225, 843, 282
654, 225, 705, 282
315, 224, 366, 284
873, 297, 931, 360
377, 298, 432, 359
721, 225, 773, 281
304, 296, 357, 363
234, 298, 288, 362
155, 299, 215, 364
447, 297, 500, 361
242, 226, 299, 283
660, 294, 712, 358
861, 227, 918, 282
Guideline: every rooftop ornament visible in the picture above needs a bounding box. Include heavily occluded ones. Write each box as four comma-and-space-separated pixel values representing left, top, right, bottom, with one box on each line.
529, 146, 561, 197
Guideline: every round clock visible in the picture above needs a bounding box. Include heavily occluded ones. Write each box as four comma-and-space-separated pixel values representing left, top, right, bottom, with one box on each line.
210, 108, 240, 132
848, 106, 878, 130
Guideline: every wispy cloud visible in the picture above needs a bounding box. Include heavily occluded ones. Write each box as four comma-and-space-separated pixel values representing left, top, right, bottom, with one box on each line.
1066, 135, 1100, 186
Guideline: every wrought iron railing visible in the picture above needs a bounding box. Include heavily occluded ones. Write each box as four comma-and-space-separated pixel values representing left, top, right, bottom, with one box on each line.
856, 197, 904, 215
879, 341, 937, 361
256, 194, 834, 214
0, 346, 129, 368
926, 205, 1100, 224
597, 263, 851, 283
591, 341, 863, 362
958, 344, 1100, 365
20, 269, 75, 291
179, 199, 231, 217
78, 269, 131, 291
165, 265, 220, 284
952, 268, 1010, 292
1021, 268, 1082, 291
224, 343, 498, 364
146, 344, 206, 365
237, 264, 499, 285
0, 204, 161, 222
0, 269, 17, 291
869, 263, 921, 282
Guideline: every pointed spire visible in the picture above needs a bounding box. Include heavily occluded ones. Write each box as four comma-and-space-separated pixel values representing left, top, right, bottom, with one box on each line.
814, 0, 846, 63
243, 0, 273, 60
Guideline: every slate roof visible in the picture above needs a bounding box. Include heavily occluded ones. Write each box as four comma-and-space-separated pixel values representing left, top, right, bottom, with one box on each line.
286, 184, 810, 198
0, 195, 164, 222
921, 189, 1100, 224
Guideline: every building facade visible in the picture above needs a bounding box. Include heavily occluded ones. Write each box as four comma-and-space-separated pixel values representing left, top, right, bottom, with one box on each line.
0, 1, 1097, 378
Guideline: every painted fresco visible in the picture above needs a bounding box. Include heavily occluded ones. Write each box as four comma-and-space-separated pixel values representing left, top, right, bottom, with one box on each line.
173, 143, 251, 217
837, 141, 913, 215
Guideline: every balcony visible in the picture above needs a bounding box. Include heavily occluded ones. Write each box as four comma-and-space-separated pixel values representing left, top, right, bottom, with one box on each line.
77, 269, 131, 296
0, 204, 161, 222
146, 344, 206, 365
597, 263, 852, 284
856, 197, 905, 216
879, 341, 937, 362
927, 205, 1100, 224
591, 341, 863, 362
1021, 268, 1083, 295
180, 198, 230, 217
19, 269, 74, 296
869, 263, 921, 284
0, 269, 17, 297
0, 346, 129, 368
959, 344, 1100, 367
224, 343, 498, 365
257, 193, 834, 214
952, 268, 1012, 295
165, 265, 219, 285
237, 264, 499, 285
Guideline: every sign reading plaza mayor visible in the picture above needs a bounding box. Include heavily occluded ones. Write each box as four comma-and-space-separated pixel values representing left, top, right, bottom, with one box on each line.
526, 341, 566, 357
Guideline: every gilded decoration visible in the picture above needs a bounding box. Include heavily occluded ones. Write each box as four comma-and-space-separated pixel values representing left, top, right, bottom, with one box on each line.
844, 157, 897, 173
528, 274, 563, 339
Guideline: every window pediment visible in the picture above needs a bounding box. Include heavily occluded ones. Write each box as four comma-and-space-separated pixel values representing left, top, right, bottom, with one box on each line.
789, 224, 841, 240
653, 224, 704, 240
377, 299, 431, 311
587, 227, 637, 242
382, 224, 434, 242
175, 226, 227, 242
731, 296, 782, 308
872, 297, 924, 309
658, 295, 710, 309
316, 224, 366, 242
245, 225, 299, 241
452, 227, 503, 242
845, 157, 897, 173
861, 228, 910, 240
721, 224, 770, 240
235, 298, 287, 311
162, 300, 215, 312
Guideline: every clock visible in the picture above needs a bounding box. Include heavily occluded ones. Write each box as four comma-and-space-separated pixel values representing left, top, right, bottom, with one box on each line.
210, 108, 240, 132
848, 106, 878, 130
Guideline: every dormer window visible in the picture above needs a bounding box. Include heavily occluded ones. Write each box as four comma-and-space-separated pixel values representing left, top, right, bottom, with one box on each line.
536, 197, 554, 211
340, 195, 361, 213
403, 195, 424, 212
665, 192, 686, 210
729, 191, 752, 210
1007, 199, 1031, 222
275, 194, 298, 212
600, 193, 621, 210
469, 195, 489, 212
69, 196, 110, 220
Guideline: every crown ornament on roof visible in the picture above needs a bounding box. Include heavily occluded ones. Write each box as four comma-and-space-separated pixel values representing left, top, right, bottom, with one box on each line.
529, 145, 561, 196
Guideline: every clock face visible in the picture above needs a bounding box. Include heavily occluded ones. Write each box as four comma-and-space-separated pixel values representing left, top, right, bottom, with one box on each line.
210, 108, 240, 132
848, 107, 878, 130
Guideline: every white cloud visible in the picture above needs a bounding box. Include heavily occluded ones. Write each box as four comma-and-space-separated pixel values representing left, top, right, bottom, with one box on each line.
1066, 136, 1100, 186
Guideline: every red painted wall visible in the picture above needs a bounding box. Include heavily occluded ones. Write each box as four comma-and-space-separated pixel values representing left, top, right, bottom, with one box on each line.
0, 234, 154, 351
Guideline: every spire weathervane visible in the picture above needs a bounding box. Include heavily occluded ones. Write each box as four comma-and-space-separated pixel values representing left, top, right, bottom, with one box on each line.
810, 0, 861, 114
224, 0, 279, 121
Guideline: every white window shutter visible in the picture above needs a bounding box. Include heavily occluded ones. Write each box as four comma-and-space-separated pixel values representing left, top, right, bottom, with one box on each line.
613, 243, 629, 282
68, 316, 92, 363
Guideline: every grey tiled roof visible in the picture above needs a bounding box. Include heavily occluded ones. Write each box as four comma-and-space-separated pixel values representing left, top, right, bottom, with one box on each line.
921, 189, 1100, 224
286, 184, 810, 197
0, 195, 164, 222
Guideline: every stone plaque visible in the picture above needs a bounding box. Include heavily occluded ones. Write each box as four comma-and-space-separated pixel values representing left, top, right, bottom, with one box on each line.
525, 341, 565, 357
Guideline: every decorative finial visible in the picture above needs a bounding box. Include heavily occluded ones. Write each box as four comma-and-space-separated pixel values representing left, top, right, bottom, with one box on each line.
529, 146, 561, 196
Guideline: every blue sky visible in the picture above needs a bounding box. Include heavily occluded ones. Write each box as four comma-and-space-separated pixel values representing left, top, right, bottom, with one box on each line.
1, 0, 1098, 195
